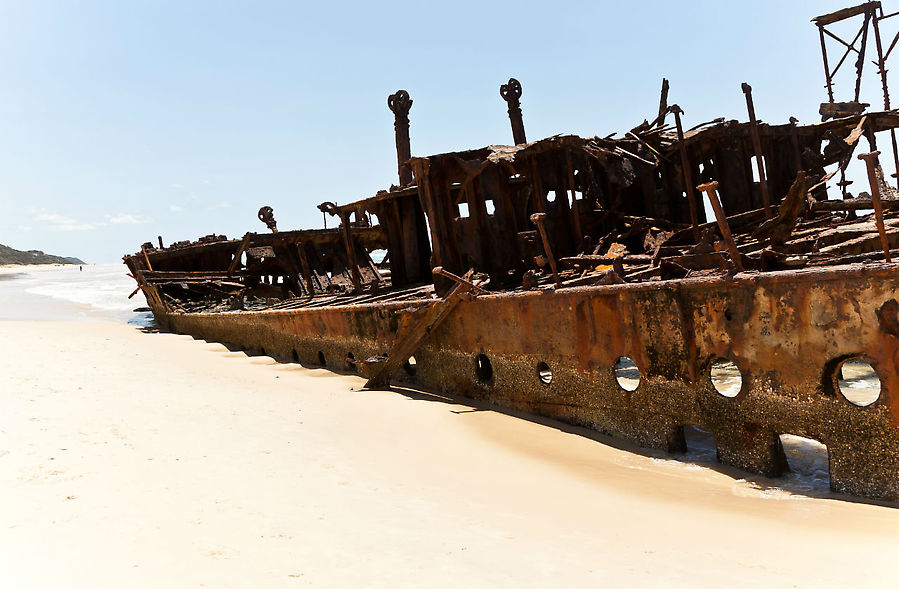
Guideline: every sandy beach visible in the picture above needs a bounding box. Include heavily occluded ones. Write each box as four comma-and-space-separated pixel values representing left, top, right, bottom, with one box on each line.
1, 323, 898, 588
1, 270, 898, 587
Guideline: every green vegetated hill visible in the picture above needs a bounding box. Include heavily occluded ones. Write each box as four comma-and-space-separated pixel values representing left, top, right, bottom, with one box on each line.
0, 243, 84, 265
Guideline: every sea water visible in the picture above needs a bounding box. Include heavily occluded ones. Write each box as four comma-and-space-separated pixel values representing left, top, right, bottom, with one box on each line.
0, 263, 155, 328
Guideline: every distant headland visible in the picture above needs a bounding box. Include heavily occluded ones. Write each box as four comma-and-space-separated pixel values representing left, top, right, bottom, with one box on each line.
0, 243, 84, 266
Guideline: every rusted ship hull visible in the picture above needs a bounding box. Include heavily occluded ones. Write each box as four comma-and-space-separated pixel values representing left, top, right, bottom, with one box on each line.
126, 3, 899, 501
139, 262, 899, 499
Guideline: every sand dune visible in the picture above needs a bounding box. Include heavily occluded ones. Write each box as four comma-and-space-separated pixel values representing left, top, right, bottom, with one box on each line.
1, 320, 897, 588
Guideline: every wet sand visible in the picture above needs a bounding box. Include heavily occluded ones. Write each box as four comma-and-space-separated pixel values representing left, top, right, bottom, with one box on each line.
1, 319, 897, 587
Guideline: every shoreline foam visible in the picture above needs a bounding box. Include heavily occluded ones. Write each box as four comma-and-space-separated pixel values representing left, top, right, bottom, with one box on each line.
0, 264, 152, 325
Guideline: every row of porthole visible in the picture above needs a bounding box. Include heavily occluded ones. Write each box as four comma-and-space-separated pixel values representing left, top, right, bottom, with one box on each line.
301, 348, 882, 409
494, 353, 882, 409
638, 356, 881, 408
302, 349, 419, 376
299, 339, 836, 486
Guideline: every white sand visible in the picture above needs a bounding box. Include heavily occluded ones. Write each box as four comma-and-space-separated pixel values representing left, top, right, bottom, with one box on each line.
1, 320, 897, 588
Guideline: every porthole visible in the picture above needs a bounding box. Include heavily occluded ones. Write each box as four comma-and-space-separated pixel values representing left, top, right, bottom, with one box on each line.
345, 352, 357, 373
537, 362, 553, 385
710, 358, 742, 398
475, 354, 493, 382
836, 357, 881, 407
317, 350, 326, 366
614, 356, 641, 392
404, 355, 418, 376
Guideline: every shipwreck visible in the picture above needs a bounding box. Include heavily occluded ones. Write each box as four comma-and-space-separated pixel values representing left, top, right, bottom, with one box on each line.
126, 3, 899, 500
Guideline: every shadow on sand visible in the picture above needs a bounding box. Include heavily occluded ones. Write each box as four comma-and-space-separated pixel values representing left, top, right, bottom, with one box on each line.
139, 328, 899, 509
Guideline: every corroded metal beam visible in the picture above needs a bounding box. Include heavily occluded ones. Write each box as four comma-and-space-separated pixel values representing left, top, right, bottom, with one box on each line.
671, 105, 700, 240
388, 90, 413, 187
858, 150, 892, 261
741, 83, 772, 218
500, 77, 527, 145
697, 181, 744, 271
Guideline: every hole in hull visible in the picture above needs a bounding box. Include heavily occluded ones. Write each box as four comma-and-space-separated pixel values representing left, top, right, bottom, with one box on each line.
404, 355, 418, 376
537, 362, 552, 385
779, 434, 830, 493
710, 358, 742, 398
475, 354, 493, 382
614, 356, 640, 391
682, 425, 717, 463
836, 357, 881, 407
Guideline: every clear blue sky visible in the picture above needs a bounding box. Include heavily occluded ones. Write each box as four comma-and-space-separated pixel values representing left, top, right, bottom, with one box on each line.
0, 0, 893, 262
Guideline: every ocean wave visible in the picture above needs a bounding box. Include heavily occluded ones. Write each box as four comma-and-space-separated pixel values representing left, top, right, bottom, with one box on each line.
10, 264, 154, 326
